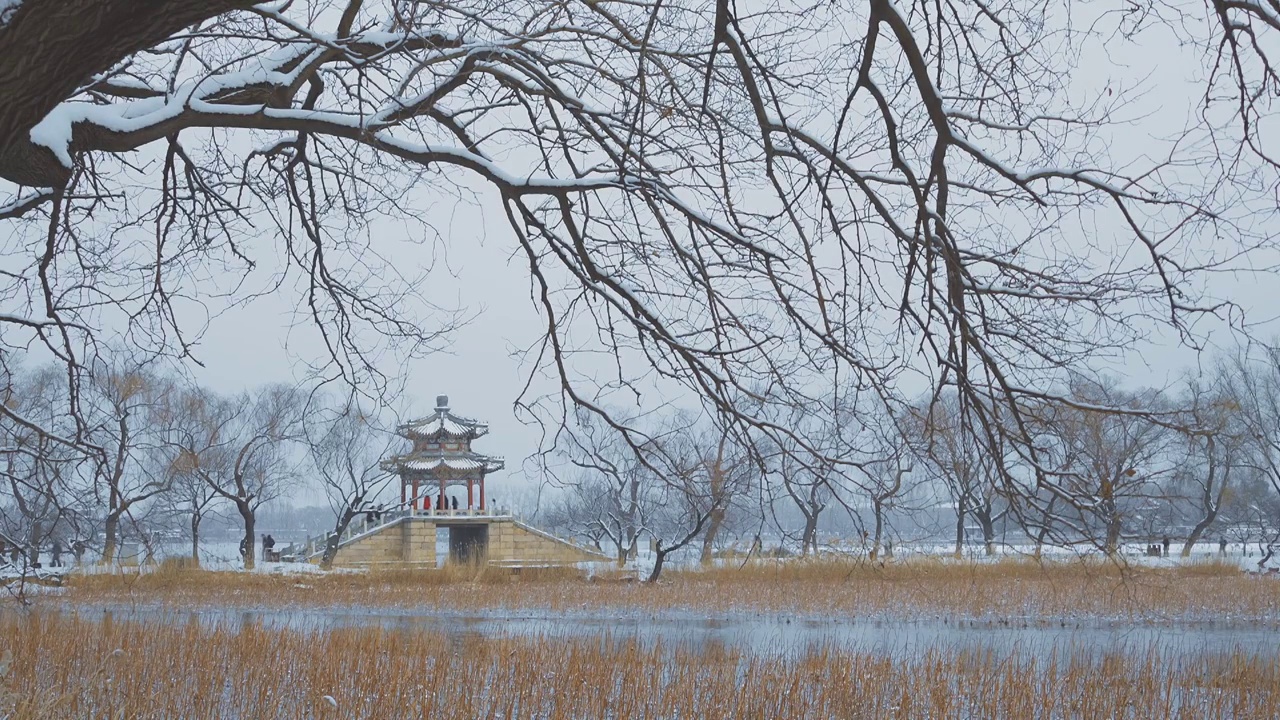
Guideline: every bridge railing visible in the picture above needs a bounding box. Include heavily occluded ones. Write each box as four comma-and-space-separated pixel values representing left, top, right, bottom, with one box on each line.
281, 505, 512, 561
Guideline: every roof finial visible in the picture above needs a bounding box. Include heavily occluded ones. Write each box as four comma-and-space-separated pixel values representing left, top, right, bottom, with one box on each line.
435, 394, 449, 410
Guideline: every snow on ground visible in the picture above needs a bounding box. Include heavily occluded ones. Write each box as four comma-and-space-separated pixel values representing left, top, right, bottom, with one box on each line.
3, 539, 1273, 582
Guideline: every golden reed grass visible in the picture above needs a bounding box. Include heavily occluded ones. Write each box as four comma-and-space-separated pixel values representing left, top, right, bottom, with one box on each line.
62, 557, 1280, 622
1, 613, 1277, 719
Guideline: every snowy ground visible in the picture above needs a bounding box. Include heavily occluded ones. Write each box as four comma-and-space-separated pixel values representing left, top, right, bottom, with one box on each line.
3, 538, 1273, 583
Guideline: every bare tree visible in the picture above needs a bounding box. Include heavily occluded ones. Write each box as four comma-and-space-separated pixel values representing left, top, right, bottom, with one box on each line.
169, 385, 302, 569
306, 399, 397, 569
83, 362, 179, 564
153, 388, 228, 566
854, 455, 916, 563
554, 409, 656, 566
638, 414, 746, 582
161, 459, 222, 567
771, 447, 833, 557
913, 393, 1007, 557
1, 0, 1276, 548
692, 422, 756, 566
0, 364, 92, 568
1030, 377, 1176, 556
1172, 372, 1248, 556
540, 475, 617, 555
1222, 344, 1280, 561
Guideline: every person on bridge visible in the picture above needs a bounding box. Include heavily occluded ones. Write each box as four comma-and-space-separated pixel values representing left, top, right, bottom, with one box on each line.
451, 496, 458, 510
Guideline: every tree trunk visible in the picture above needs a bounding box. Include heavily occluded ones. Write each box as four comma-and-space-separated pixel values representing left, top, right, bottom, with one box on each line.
1100, 480, 1120, 557
646, 545, 670, 583
28, 520, 43, 567
699, 508, 725, 566
320, 509, 356, 570
1182, 512, 1217, 558
977, 512, 997, 557
0, 0, 258, 187
953, 497, 967, 559
625, 480, 639, 564
1034, 497, 1056, 560
102, 512, 120, 565
870, 501, 884, 562
239, 504, 256, 570
1104, 513, 1122, 557
1183, 479, 1223, 557
800, 513, 818, 557
189, 512, 202, 567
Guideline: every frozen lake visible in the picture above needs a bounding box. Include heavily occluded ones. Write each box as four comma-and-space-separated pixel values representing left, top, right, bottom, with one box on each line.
66, 605, 1280, 660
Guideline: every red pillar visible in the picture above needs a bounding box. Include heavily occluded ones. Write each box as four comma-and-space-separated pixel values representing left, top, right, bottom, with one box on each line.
411, 478, 418, 512
467, 481, 474, 510
480, 477, 486, 512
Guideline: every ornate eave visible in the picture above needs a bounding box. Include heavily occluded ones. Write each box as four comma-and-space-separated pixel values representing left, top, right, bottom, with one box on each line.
397, 407, 489, 441
382, 450, 505, 475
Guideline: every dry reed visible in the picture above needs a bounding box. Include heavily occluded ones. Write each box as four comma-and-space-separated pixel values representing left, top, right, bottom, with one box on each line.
59, 557, 1280, 623
1, 613, 1276, 719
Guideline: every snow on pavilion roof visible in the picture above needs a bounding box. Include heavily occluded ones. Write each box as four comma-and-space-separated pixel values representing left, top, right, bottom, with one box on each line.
398, 395, 489, 439
383, 451, 505, 474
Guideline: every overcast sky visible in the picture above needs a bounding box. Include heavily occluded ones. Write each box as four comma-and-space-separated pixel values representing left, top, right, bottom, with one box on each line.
163, 8, 1280, 510
8, 0, 1279, 512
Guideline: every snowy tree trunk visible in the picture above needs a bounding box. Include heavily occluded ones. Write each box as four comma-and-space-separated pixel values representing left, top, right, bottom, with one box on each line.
0, 0, 258, 186
978, 513, 997, 557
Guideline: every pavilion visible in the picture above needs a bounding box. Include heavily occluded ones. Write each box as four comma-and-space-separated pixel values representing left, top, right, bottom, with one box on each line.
382, 395, 505, 512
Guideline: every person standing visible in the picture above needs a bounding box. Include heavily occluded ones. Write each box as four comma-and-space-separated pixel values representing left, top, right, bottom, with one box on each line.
50, 539, 63, 568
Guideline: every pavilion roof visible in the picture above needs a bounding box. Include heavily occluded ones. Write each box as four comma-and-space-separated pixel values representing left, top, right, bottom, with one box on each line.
382, 450, 505, 474
398, 399, 489, 440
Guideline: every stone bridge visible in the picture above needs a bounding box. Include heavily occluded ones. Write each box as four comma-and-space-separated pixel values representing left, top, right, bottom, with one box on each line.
311, 511, 610, 569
